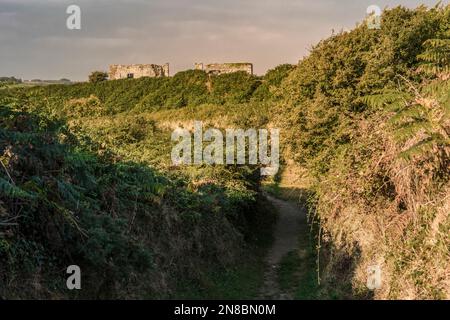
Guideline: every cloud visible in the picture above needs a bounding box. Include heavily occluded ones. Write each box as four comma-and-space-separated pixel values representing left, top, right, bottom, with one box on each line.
0, 0, 442, 80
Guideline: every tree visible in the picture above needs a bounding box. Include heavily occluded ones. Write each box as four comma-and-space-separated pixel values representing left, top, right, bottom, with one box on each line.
89, 71, 108, 83
0, 76, 21, 83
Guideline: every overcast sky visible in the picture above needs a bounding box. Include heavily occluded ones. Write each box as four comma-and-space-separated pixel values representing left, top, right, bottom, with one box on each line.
0, 0, 444, 80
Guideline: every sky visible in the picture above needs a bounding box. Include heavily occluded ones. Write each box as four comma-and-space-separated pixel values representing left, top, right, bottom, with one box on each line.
0, 0, 445, 81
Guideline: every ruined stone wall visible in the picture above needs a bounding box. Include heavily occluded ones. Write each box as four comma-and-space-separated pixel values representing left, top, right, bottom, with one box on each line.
195, 63, 253, 75
109, 63, 169, 80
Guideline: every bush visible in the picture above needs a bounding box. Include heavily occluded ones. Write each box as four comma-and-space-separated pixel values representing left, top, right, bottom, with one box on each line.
210, 71, 261, 104
89, 71, 108, 83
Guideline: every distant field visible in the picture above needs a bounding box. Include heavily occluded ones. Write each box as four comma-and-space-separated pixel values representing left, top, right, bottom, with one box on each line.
0, 80, 74, 90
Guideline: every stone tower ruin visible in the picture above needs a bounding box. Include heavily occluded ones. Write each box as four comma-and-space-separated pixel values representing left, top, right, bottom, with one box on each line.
195, 62, 253, 75
109, 63, 169, 80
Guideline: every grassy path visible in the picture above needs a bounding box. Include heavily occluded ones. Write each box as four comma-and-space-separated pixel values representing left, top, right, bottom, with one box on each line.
259, 194, 320, 300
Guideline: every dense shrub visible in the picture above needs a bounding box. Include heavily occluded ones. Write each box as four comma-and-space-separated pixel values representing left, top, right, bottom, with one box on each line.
88, 71, 108, 83
210, 71, 261, 104
251, 64, 295, 102
0, 104, 261, 298
0, 68, 275, 117
275, 4, 449, 299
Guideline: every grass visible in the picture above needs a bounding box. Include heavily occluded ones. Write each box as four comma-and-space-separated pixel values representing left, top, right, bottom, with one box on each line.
173, 255, 267, 299
262, 168, 322, 299
172, 197, 277, 299
278, 249, 319, 299
276, 212, 322, 300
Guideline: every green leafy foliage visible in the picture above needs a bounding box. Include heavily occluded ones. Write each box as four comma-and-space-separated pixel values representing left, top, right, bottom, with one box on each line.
210, 71, 261, 104
274, 4, 450, 299
417, 6, 450, 76
0, 103, 262, 298
88, 71, 108, 83
0, 3, 448, 300
251, 64, 295, 102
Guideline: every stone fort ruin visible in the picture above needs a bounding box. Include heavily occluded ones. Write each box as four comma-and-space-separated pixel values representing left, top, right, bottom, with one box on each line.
194, 63, 253, 75
107, 62, 253, 80
109, 63, 169, 80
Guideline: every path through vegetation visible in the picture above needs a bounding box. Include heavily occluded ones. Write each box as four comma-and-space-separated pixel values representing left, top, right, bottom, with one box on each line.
259, 195, 309, 299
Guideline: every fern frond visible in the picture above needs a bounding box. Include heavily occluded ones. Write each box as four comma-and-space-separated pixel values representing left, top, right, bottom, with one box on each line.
399, 137, 435, 160
389, 104, 427, 125
418, 38, 450, 76
392, 120, 427, 142
362, 90, 410, 110
0, 178, 35, 199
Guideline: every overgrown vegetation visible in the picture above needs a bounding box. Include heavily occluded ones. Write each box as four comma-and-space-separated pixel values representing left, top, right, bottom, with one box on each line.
89, 71, 108, 83
0, 68, 283, 117
0, 66, 291, 298
0, 3, 448, 300
0, 104, 274, 298
274, 4, 449, 299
